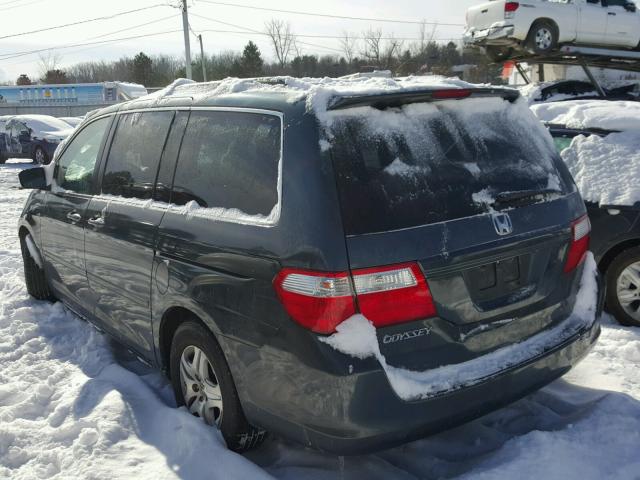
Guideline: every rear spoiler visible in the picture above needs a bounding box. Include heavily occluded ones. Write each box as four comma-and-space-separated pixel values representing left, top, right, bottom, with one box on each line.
328, 87, 520, 111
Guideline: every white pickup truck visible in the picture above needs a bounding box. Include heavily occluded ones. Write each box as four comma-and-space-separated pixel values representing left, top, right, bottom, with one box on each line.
464, 0, 640, 61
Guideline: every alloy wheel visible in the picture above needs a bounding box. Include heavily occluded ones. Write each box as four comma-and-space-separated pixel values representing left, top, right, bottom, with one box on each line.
616, 261, 640, 322
35, 148, 45, 164
179, 345, 224, 426
535, 28, 553, 50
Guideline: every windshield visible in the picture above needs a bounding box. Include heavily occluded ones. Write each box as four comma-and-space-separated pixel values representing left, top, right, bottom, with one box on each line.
328, 98, 570, 235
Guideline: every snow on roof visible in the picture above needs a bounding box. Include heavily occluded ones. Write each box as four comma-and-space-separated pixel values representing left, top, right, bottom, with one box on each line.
5, 114, 73, 136
531, 99, 640, 132
139, 75, 489, 119
562, 131, 640, 206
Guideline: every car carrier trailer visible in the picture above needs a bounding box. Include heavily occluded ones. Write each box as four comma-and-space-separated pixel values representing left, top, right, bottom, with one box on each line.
510, 45, 640, 98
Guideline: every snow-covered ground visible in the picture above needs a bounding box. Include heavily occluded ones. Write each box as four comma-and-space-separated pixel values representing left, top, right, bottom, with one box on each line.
1, 160, 639, 479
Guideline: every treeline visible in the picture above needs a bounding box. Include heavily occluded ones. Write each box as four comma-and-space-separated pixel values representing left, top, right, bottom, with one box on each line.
13, 26, 504, 87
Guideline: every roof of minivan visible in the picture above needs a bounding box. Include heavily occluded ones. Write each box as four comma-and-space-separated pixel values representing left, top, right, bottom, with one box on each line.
89, 73, 520, 122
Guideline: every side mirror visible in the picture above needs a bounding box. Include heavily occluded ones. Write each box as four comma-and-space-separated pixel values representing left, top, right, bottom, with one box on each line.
626, 1, 637, 11
19, 167, 48, 189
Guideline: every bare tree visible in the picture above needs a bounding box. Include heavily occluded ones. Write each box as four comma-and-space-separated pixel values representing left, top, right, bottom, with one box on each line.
361, 28, 403, 70
381, 34, 404, 70
415, 20, 438, 57
38, 52, 63, 79
265, 19, 296, 68
339, 32, 358, 64
361, 28, 383, 66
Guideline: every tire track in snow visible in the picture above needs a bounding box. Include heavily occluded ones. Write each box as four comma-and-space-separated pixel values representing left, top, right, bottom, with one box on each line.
1, 161, 640, 480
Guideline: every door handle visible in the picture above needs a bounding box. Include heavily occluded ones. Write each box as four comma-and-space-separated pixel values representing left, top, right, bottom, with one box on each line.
609, 12, 617, 15
87, 216, 105, 227
66, 212, 81, 222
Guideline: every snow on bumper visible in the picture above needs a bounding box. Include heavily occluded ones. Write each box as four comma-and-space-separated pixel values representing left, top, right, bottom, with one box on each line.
464, 23, 515, 46
322, 253, 602, 402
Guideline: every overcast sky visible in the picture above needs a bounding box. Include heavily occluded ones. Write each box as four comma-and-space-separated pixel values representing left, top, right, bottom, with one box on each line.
0, 0, 481, 83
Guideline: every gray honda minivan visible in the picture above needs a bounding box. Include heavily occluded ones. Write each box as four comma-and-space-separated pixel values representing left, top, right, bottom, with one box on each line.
17, 78, 603, 454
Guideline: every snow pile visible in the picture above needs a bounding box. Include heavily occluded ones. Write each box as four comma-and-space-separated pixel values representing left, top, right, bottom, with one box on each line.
2, 161, 640, 478
561, 132, 640, 206
0, 164, 272, 480
322, 254, 600, 401
139, 75, 491, 120
531, 99, 640, 132
519, 82, 598, 105
472, 189, 496, 210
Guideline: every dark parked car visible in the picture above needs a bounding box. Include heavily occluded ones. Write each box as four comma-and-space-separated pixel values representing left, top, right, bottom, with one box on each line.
549, 124, 640, 328
534, 80, 638, 103
1, 115, 72, 165
17, 81, 603, 455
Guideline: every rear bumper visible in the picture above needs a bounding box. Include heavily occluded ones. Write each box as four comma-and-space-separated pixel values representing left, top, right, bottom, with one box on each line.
241, 273, 604, 455
464, 24, 516, 46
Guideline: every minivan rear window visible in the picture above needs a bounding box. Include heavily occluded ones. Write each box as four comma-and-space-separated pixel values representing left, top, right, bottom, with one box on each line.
328, 98, 568, 236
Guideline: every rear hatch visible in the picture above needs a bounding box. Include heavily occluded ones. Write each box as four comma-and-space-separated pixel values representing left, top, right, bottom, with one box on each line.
326, 89, 587, 371
467, 0, 508, 31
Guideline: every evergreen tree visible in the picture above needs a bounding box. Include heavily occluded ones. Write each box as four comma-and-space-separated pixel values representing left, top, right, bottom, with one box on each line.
237, 41, 263, 77
41, 69, 69, 84
132, 52, 153, 86
16, 74, 32, 85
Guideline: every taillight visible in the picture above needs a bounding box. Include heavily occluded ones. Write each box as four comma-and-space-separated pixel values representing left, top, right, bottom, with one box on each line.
273, 269, 356, 334
273, 262, 437, 334
564, 215, 591, 273
432, 89, 472, 100
505, 1, 519, 18
352, 263, 437, 328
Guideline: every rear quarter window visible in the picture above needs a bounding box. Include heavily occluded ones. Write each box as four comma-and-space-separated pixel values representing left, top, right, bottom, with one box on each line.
171, 110, 281, 218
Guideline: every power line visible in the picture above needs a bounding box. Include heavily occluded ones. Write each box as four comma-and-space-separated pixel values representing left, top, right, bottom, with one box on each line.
0, 29, 183, 61
0, 4, 168, 40
189, 13, 343, 54
87, 14, 179, 40
0, 0, 45, 11
196, 0, 465, 27
190, 13, 460, 42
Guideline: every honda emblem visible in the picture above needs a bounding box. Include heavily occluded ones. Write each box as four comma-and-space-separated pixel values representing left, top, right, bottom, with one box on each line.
492, 213, 513, 236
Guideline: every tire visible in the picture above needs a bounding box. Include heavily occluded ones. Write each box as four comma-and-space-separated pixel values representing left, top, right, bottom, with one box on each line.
0, 156, 6, 165
527, 20, 559, 54
169, 321, 266, 452
605, 246, 640, 327
33, 146, 49, 165
20, 234, 54, 301
485, 46, 514, 63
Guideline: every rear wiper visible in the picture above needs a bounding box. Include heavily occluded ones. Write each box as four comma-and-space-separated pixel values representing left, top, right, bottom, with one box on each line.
494, 189, 562, 208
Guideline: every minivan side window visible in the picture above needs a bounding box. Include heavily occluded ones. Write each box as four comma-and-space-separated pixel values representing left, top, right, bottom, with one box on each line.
171, 111, 281, 217
56, 117, 111, 194
102, 111, 174, 200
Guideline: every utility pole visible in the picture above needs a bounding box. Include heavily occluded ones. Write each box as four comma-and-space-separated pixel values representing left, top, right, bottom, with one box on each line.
181, 0, 192, 80
198, 34, 207, 82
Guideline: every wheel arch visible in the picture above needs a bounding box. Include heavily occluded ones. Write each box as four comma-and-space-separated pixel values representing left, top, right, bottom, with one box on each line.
18, 224, 38, 247
18, 225, 31, 241
157, 305, 218, 373
528, 17, 560, 39
597, 238, 640, 275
